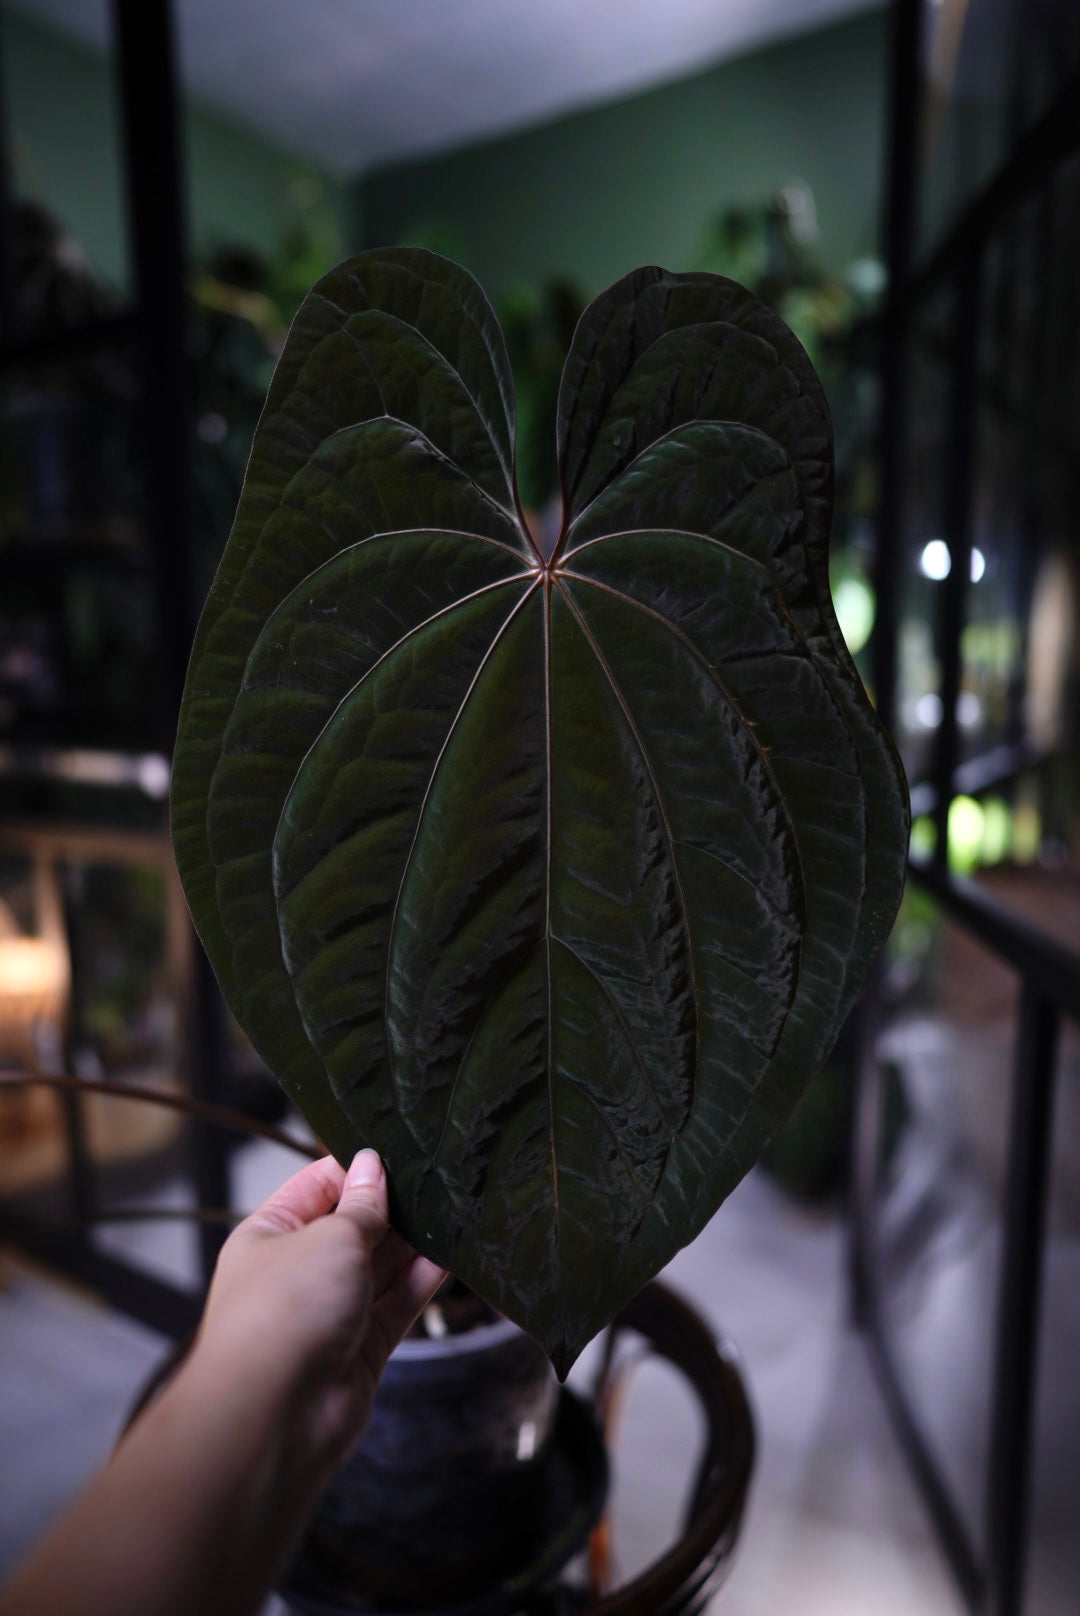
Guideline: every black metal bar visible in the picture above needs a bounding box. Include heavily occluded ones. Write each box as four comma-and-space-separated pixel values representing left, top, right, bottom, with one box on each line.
0, 1212, 202, 1338
848, 958, 885, 1329
985, 989, 1060, 1616
870, 0, 922, 740
849, 0, 924, 1496
911, 323, 1078, 487
111, 0, 231, 1282
907, 856, 1080, 1024
0, 310, 139, 372
1003, 0, 1030, 141
111, 0, 198, 732
854, 15, 1080, 1616
851, 0, 922, 1412
1007, 176, 1058, 750
0, 3, 19, 342
907, 738, 1057, 821
863, 1312, 985, 1610
905, 65, 1080, 306
187, 951, 233, 1279
57, 864, 99, 1229
0, 1069, 318, 1159
852, 0, 922, 1337
932, 250, 981, 870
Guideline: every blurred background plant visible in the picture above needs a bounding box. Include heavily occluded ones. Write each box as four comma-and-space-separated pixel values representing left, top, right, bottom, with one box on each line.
188, 169, 342, 591
697, 183, 883, 684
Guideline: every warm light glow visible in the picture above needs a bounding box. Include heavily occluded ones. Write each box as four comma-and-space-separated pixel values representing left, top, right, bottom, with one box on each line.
0, 933, 66, 1056
0, 937, 65, 999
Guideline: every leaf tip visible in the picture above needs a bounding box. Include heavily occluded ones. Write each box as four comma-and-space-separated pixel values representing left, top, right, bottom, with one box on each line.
549, 1341, 580, 1384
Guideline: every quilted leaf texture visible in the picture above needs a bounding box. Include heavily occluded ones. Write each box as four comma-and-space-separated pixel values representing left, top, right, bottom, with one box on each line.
172, 249, 908, 1376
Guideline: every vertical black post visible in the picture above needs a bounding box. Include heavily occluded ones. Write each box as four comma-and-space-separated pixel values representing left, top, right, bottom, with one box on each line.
985, 988, 1059, 1616
871, 0, 922, 740
1007, 181, 1056, 751
932, 248, 981, 869
0, 5, 18, 341
112, 0, 230, 1281
57, 863, 99, 1230
848, 959, 884, 1325
851, 0, 923, 1321
111, 0, 197, 729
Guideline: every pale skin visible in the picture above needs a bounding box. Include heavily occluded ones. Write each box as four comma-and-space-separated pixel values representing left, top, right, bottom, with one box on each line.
0, 1148, 446, 1616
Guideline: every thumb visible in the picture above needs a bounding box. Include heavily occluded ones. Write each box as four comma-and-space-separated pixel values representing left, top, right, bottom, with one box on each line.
334, 1148, 390, 1248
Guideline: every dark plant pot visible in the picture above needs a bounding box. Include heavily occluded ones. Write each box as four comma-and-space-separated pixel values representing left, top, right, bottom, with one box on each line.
301, 1314, 561, 1608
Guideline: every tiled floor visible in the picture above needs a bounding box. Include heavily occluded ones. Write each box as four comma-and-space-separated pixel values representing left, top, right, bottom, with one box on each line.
596, 1169, 963, 1615
0, 1145, 962, 1614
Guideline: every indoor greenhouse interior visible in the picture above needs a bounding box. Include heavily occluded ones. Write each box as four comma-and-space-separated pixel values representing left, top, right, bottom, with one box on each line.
0, 3, 1077, 1614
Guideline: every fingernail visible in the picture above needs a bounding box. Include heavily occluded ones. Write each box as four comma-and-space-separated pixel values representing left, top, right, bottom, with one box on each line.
347, 1148, 383, 1188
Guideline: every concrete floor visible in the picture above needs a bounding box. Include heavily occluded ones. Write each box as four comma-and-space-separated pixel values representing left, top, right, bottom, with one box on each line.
0, 1137, 966, 1615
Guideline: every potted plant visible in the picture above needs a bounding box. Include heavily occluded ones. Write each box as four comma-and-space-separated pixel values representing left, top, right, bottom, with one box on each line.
167, 247, 908, 1603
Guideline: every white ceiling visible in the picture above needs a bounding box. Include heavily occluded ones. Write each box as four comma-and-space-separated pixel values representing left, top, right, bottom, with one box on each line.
18, 0, 883, 176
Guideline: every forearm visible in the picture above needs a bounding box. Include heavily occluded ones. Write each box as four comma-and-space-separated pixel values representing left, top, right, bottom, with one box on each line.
0, 1348, 330, 1616
0, 1152, 442, 1616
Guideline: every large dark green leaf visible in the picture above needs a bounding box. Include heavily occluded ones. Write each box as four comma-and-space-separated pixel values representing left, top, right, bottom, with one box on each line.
172, 249, 908, 1376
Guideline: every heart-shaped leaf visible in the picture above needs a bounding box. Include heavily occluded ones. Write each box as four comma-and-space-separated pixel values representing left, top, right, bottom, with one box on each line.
172, 249, 908, 1376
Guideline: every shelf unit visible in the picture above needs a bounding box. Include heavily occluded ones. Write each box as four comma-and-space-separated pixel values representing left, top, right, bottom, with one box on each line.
0, 0, 230, 1331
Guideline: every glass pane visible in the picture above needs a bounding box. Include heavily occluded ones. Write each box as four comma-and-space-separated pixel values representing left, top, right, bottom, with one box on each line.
895, 288, 953, 795
1010, 0, 1080, 138
960, 221, 1028, 769
0, 320, 154, 750
1016, 152, 1080, 862
61, 849, 195, 1291
1025, 1021, 1080, 1616
918, 0, 1013, 257
916, 0, 1080, 262
874, 894, 1020, 1554
43, 834, 199, 1294
0, 11, 159, 755
949, 152, 1080, 871
0, 0, 132, 314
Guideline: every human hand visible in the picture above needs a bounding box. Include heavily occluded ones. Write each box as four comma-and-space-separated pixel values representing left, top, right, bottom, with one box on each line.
0, 1150, 447, 1616
186, 1148, 446, 1480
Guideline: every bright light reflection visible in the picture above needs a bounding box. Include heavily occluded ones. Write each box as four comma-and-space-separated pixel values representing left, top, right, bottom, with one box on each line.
920, 539, 986, 582
948, 795, 985, 874
832, 576, 875, 655
136, 754, 172, 800
915, 692, 944, 728
957, 691, 982, 728
920, 539, 951, 580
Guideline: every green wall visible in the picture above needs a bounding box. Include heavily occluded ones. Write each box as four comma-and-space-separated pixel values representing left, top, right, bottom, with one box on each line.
361, 8, 887, 302
4, 5, 886, 311
2, 6, 351, 295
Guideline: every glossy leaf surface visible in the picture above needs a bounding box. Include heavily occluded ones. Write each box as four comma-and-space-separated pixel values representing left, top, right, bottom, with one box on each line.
172, 250, 908, 1375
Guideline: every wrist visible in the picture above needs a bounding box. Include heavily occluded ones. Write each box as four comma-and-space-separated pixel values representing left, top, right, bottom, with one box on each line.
153, 1336, 335, 1508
